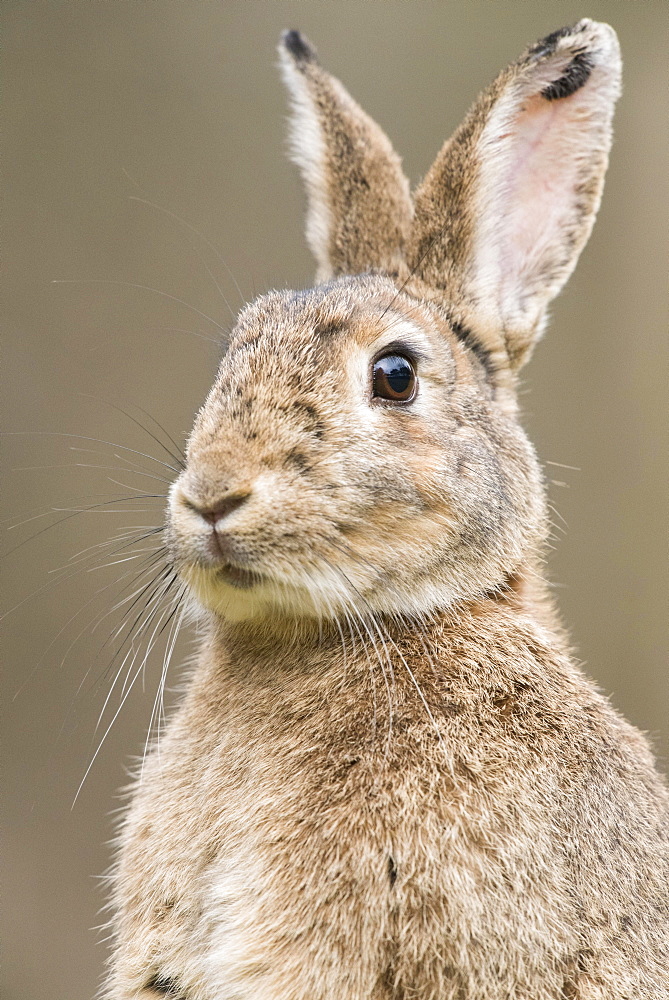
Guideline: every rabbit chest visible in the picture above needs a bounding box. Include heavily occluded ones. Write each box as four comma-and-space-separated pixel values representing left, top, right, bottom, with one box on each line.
110, 615, 667, 1000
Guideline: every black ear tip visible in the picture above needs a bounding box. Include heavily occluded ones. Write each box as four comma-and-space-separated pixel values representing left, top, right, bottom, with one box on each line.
530, 23, 579, 58
281, 29, 317, 65
526, 19, 608, 102
529, 18, 612, 60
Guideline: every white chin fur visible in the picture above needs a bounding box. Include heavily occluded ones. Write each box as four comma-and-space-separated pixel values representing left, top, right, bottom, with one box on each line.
181, 564, 345, 623
179, 562, 491, 625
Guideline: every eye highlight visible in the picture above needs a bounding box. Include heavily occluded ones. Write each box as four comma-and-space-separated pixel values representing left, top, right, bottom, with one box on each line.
372, 354, 417, 403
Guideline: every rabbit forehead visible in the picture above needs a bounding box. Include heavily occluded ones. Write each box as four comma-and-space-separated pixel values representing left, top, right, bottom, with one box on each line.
228, 274, 406, 349
216, 276, 450, 392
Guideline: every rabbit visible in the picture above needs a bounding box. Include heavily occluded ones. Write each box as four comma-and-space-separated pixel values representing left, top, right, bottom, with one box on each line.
106, 20, 669, 1000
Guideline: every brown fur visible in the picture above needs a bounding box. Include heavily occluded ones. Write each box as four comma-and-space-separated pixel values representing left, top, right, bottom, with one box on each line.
106, 21, 668, 999
280, 31, 413, 282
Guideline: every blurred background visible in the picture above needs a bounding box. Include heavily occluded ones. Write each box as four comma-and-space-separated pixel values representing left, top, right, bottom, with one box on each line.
3, 2, 667, 997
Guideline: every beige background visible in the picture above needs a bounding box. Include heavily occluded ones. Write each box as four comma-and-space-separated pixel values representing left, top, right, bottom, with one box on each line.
3, 2, 667, 997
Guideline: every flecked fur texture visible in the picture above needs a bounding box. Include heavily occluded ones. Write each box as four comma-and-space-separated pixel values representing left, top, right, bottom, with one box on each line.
106, 21, 669, 999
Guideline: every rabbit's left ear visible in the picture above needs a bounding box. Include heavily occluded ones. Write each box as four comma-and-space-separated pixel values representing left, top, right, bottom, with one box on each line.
279, 31, 412, 282
408, 20, 621, 370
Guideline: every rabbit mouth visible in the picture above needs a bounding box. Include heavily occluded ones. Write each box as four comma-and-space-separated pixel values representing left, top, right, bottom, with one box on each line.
178, 559, 271, 620
213, 562, 259, 590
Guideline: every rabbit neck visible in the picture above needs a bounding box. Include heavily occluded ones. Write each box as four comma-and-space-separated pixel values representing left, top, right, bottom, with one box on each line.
199, 558, 568, 696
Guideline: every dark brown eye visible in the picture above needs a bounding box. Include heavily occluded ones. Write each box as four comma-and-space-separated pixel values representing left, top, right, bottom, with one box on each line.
372, 354, 416, 402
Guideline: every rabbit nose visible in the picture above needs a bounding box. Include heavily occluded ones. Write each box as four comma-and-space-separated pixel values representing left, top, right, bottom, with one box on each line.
191, 492, 251, 528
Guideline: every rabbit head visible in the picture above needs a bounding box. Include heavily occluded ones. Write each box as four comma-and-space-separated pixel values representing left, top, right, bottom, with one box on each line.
167, 20, 621, 623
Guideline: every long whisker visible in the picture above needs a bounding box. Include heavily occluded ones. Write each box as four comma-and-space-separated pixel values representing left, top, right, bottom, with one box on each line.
129, 195, 246, 307
3, 490, 166, 531
143, 594, 186, 771
51, 553, 172, 747
95, 570, 177, 723
78, 394, 186, 471
115, 576, 179, 708
106, 451, 175, 485
149, 324, 221, 346
1, 519, 165, 621
3, 430, 181, 473
12, 461, 172, 486
74, 578, 180, 806
52, 278, 229, 336
2, 495, 166, 562
67, 556, 170, 705
127, 402, 188, 472
98, 567, 174, 678
12, 547, 165, 703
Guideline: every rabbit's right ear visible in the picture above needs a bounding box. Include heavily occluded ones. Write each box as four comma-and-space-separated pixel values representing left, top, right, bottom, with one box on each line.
279, 30, 412, 282
408, 20, 621, 371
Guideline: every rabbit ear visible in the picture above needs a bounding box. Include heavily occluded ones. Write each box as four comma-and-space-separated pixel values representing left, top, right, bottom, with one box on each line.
407, 20, 621, 370
279, 30, 413, 282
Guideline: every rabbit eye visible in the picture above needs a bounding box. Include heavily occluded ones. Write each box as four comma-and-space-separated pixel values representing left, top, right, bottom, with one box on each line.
372, 354, 416, 403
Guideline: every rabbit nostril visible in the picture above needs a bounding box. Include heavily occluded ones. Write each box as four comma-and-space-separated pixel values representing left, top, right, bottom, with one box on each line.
191, 492, 251, 528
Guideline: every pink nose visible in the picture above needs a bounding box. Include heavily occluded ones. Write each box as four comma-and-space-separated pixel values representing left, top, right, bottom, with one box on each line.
190, 492, 251, 528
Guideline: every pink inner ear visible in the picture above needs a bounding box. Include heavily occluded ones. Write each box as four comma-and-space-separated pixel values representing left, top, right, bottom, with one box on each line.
491, 85, 601, 321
